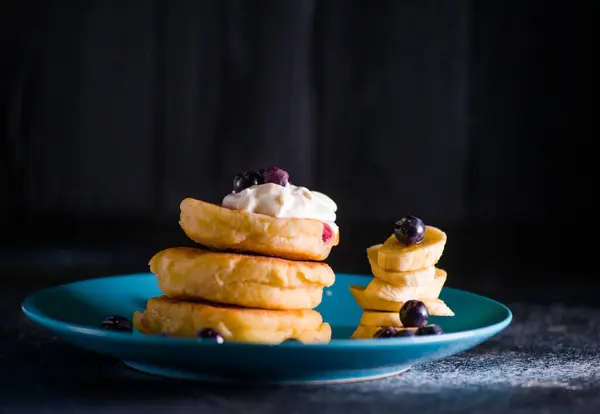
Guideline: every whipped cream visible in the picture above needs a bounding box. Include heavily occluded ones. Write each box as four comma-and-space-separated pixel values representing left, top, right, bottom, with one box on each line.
222, 183, 338, 234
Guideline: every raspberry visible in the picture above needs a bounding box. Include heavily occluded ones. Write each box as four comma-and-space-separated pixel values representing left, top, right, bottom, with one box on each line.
261, 167, 289, 186
322, 223, 333, 243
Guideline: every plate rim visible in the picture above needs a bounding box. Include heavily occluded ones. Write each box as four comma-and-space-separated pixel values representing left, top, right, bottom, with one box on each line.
21, 272, 512, 350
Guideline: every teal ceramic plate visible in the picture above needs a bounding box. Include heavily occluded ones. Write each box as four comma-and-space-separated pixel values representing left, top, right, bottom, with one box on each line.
22, 273, 511, 384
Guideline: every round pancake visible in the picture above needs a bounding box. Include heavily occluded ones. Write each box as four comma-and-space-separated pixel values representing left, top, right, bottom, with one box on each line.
179, 198, 339, 261
133, 296, 332, 344
150, 247, 335, 289
158, 277, 324, 310
151, 249, 325, 309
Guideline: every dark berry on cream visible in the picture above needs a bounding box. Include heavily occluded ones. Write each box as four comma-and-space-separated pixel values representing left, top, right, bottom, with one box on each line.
233, 171, 263, 193
261, 167, 290, 186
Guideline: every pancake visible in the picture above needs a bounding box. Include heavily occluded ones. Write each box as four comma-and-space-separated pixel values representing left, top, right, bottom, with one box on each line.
150, 247, 335, 289
367, 245, 437, 287
375, 226, 446, 271
179, 198, 339, 261
157, 277, 323, 310
133, 296, 331, 344
151, 249, 326, 309
362, 269, 447, 302
349, 285, 455, 315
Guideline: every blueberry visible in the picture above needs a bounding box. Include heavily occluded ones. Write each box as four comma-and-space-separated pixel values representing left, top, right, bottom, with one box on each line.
394, 329, 417, 337
282, 338, 300, 343
416, 325, 444, 336
261, 167, 290, 186
374, 327, 398, 338
233, 171, 263, 193
197, 328, 225, 344
394, 215, 426, 245
399, 300, 429, 328
101, 315, 133, 332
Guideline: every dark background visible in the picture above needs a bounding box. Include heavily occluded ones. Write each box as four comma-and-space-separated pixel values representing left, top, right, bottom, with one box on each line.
0, 0, 593, 304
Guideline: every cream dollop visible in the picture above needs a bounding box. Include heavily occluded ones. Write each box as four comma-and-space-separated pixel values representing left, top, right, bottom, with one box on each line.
222, 183, 338, 233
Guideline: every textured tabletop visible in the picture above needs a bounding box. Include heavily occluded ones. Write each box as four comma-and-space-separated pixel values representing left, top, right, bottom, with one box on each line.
2, 300, 600, 414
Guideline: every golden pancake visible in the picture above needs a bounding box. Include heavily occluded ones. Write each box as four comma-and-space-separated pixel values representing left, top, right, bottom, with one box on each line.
179, 198, 339, 261
151, 250, 325, 309
133, 296, 331, 344
367, 245, 437, 287
158, 278, 323, 310
349, 285, 455, 315
375, 226, 446, 271
150, 247, 335, 289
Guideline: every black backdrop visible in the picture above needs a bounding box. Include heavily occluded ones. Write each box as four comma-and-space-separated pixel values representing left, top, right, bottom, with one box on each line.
0, 1, 593, 303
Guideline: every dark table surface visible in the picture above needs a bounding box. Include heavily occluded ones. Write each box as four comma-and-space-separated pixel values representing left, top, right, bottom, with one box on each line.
1, 223, 599, 414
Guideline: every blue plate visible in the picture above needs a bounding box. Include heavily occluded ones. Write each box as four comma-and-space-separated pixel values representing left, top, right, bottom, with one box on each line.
22, 273, 511, 384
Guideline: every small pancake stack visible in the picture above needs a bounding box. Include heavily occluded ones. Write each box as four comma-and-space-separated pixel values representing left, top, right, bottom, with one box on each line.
350, 220, 455, 339
134, 197, 339, 344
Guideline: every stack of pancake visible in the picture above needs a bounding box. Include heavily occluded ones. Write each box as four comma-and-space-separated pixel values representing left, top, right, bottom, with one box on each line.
349, 226, 455, 339
133, 197, 339, 344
